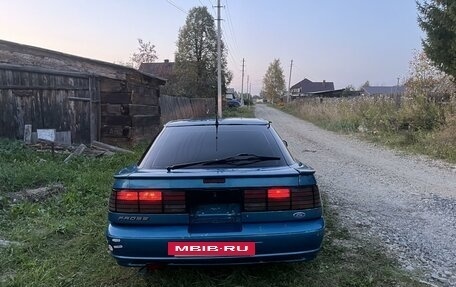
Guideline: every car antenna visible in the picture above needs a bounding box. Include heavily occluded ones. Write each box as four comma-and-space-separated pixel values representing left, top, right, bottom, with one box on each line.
215, 104, 219, 151
215, 111, 219, 127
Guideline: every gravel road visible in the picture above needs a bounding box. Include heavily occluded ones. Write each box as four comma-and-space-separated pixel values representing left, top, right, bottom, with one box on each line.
255, 104, 456, 287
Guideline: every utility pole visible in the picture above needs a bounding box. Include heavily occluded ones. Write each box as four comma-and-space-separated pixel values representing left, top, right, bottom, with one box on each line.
249, 82, 252, 107
241, 58, 245, 105
216, 0, 222, 117
396, 77, 400, 95
288, 59, 293, 103
246, 75, 249, 108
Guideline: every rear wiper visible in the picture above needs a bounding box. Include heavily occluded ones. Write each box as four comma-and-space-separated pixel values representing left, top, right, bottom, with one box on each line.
167, 153, 280, 172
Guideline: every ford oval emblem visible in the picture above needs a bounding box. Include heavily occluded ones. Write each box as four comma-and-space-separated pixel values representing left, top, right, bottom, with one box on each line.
293, 212, 306, 218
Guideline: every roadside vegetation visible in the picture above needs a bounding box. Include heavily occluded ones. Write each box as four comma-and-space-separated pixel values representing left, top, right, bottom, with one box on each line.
0, 138, 427, 286
223, 105, 255, 118
280, 95, 456, 163
280, 52, 456, 163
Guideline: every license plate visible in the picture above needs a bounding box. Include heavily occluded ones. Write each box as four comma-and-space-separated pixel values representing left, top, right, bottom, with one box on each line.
168, 242, 255, 257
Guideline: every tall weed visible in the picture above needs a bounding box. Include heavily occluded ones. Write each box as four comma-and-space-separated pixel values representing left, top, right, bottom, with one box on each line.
282, 95, 456, 163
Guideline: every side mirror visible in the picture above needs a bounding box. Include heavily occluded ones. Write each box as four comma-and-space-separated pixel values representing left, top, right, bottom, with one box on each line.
282, 140, 288, 147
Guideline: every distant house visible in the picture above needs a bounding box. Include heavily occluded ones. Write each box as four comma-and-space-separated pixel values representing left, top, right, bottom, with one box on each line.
252, 95, 263, 103
139, 60, 176, 96
139, 59, 174, 79
362, 86, 405, 96
290, 78, 335, 98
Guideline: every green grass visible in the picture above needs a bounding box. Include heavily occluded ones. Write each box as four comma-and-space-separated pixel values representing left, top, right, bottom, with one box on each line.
0, 140, 427, 287
223, 106, 255, 118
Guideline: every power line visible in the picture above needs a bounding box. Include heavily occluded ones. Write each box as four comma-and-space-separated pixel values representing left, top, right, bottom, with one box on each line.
224, 0, 241, 57
195, 0, 240, 90
221, 20, 240, 63
221, 23, 239, 67
204, 0, 239, 87
213, 3, 240, 64
199, 0, 241, 75
291, 64, 306, 82
224, 36, 240, 68
206, 0, 216, 16
165, 0, 187, 14
220, 0, 242, 85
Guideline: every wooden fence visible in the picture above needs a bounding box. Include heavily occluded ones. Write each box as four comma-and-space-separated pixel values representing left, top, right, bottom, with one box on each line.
159, 95, 215, 125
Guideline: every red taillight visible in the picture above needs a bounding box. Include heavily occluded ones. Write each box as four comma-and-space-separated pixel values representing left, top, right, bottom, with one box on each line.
267, 188, 290, 210
267, 188, 290, 199
243, 185, 321, 212
139, 191, 162, 201
109, 190, 185, 214
117, 191, 138, 201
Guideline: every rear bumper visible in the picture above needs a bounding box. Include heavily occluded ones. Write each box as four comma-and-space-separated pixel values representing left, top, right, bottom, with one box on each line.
106, 218, 325, 266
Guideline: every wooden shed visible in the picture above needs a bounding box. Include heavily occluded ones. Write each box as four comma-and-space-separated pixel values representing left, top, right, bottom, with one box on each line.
0, 40, 165, 145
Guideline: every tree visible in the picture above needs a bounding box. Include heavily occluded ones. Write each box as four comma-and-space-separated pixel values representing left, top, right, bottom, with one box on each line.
262, 59, 285, 103
172, 7, 232, 97
417, 0, 456, 80
130, 38, 157, 69
406, 50, 455, 96
342, 84, 356, 97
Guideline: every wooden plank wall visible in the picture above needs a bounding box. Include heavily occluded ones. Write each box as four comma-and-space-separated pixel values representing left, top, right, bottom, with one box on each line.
100, 77, 130, 145
100, 73, 161, 146
0, 65, 97, 143
159, 95, 215, 125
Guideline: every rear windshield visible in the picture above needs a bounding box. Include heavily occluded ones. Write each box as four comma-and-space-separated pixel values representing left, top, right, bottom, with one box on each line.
140, 125, 286, 169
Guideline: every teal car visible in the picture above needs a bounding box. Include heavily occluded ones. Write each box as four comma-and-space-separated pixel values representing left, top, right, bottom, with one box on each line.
106, 118, 324, 267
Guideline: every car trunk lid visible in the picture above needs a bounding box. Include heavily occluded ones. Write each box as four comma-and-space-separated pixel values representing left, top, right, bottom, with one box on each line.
109, 167, 320, 229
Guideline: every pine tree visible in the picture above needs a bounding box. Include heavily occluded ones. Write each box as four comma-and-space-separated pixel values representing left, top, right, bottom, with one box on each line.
418, 0, 456, 80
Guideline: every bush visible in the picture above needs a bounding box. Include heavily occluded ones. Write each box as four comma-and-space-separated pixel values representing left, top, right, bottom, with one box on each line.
398, 95, 443, 131
243, 98, 255, 106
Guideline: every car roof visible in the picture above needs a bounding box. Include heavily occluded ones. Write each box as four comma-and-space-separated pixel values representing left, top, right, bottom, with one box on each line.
164, 118, 269, 127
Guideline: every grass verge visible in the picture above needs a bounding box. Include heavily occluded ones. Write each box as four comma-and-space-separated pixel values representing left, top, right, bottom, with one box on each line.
0, 139, 427, 287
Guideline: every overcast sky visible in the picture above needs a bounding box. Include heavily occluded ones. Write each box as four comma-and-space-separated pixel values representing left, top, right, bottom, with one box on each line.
0, 0, 423, 95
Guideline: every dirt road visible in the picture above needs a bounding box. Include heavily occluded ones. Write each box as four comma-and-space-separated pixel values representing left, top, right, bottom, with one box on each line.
255, 104, 456, 286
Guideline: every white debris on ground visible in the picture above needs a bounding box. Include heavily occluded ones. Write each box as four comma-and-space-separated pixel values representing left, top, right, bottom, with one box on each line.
6, 183, 65, 203
0, 239, 20, 248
